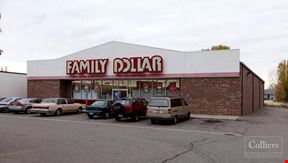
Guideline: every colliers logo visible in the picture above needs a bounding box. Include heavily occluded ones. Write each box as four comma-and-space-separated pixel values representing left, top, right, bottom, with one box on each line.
66, 55, 163, 75
244, 136, 283, 158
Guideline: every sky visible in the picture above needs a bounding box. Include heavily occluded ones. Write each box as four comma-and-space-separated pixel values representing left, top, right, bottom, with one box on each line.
0, 0, 287, 87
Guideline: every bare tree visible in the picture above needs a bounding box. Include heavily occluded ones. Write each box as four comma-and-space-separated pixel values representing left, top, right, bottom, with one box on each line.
267, 69, 277, 90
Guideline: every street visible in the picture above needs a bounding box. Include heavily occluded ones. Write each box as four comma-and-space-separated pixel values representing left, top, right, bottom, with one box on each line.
0, 108, 287, 163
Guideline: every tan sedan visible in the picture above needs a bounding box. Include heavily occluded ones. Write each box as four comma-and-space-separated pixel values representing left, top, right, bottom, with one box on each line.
31, 98, 85, 116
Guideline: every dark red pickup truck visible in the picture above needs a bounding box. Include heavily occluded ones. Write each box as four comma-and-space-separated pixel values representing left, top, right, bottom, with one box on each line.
110, 98, 148, 121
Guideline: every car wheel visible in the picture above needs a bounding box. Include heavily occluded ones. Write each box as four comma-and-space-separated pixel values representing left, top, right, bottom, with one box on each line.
104, 112, 110, 119
55, 109, 62, 116
25, 108, 31, 114
115, 117, 121, 121
173, 116, 178, 124
150, 119, 156, 124
186, 112, 191, 120
134, 115, 140, 121
76, 108, 82, 114
131, 112, 140, 121
40, 113, 46, 116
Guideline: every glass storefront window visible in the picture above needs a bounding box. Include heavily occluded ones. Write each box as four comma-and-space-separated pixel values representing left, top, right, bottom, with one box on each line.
153, 80, 166, 96
92, 80, 102, 99
81, 80, 92, 99
166, 79, 180, 97
71, 79, 180, 100
102, 80, 113, 100
140, 80, 153, 100
114, 80, 130, 89
113, 80, 130, 100
131, 80, 139, 98
72, 80, 81, 99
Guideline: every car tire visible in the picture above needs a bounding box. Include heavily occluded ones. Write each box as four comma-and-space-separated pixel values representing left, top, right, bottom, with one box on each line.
115, 117, 121, 121
25, 108, 31, 114
55, 109, 62, 116
104, 112, 110, 119
150, 119, 156, 124
134, 115, 140, 121
76, 108, 82, 114
40, 113, 46, 116
131, 112, 140, 121
186, 112, 191, 120
173, 116, 178, 124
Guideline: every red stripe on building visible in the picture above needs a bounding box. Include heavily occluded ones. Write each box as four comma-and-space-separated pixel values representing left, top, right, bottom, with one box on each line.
27, 72, 240, 80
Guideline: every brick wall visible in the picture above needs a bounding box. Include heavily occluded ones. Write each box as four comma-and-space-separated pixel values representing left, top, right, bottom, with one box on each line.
27, 80, 61, 98
28, 80, 72, 99
27, 64, 264, 116
60, 80, 72, 98
260, 81, 264, 109
180, 77, 241, 116
241, 63, 264, 115
253, 76, 260, 112
241, 65, 253, 115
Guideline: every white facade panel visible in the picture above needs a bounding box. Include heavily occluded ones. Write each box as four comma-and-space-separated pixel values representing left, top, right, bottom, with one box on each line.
184, 50, 240, 74
27, 41, 240, 79
0, 72, 27, 97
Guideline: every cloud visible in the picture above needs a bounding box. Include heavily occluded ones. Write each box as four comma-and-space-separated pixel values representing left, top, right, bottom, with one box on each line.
0, 0, 288, 85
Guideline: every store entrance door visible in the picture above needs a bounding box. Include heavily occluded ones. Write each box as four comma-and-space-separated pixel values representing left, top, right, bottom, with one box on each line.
112, 89, 128, 100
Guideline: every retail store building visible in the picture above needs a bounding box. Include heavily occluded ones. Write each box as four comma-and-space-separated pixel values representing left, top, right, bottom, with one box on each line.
27, 41, 264, 116
0, 71, 27, 97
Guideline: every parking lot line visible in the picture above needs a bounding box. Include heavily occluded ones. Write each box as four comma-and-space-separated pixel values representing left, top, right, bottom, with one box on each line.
0, 114, 242, 137
0, 149, 37, 157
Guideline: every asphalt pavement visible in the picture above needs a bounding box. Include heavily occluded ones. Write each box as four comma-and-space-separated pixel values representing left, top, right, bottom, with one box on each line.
0, 108, 287, 163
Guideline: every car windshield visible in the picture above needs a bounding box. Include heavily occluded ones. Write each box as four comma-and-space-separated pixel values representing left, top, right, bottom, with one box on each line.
91, 101, 106, 107
148, 99, 169, 107
115, 99, 131, 105
1, 98, 13, 102
41, 98, 57, 104
19, 98, 32, 103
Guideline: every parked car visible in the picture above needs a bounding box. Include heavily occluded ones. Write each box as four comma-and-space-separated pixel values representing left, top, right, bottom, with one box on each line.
147, 97, 190, 124
0, 97, 22, 113
110, 98, 148, 121
0, 97, 6, 101
9, 98, 42, 114
86, 100, 113, 119
30, 98, 85, 116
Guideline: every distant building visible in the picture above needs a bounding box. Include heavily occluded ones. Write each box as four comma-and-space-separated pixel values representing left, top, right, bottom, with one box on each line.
264, 89, 275, 100
0, 71, 27, 97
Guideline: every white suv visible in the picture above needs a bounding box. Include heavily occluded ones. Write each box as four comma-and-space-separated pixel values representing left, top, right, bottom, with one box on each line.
147, 97, 190, 124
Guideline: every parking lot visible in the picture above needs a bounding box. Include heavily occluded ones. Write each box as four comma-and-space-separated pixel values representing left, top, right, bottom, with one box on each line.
0, 107, 287, 163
